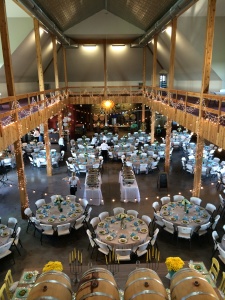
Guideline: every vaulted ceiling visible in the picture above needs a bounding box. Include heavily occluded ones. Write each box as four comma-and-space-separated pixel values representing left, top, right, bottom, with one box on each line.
30, 0, 178, 32
16, 0, 196, 46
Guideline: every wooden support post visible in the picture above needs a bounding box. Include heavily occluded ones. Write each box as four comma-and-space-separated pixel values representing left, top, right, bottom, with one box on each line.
164, 18, 177, 173
52, 35, 63, 137
193, 135, 204, 197
168, 18, 177, 89
151, 111, 155, 143
141, 47, 146, 131
152, 35, 158, 88
62, 47, 68, 87
0, 0, 28, 218
193, 0, 216, 197
164, 119, 172, 173
150, 36, 158, 139
34, 18, 52, 176
44, 122, 52, 176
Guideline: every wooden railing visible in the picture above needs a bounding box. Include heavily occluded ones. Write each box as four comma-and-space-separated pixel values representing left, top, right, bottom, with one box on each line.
1, 85, 225, 151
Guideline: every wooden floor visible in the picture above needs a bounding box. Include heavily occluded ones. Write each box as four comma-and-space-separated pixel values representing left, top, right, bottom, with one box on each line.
0, 134, 225, 290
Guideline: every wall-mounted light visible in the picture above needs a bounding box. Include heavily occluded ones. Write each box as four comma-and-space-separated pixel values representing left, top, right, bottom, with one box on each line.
83, 44, 96, 47
112, 44, 125, 47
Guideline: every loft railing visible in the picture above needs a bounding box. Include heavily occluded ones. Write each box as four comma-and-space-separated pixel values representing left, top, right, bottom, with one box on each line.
1, 85, 225, 150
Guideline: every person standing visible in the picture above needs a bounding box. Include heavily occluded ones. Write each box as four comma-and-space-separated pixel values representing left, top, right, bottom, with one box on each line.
100, 140, 109, 161
33, 128, 40, 142
58, 135, 65, 152
68, 172, 81, 195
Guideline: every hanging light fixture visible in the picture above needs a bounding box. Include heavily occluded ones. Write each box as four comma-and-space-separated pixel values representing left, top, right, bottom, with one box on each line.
101, 99, 115, 111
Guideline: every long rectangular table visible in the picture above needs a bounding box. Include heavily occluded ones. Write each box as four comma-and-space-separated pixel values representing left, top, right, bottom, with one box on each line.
119, 171, 140, 202
83, 173, 103, 206
13, 262, 222, 299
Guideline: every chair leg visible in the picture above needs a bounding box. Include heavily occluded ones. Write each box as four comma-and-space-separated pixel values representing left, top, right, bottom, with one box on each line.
14, 244, 21, 256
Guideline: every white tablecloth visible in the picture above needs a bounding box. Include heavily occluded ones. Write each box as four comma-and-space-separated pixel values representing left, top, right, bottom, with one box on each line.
119, 171, 140, 202
83, 174, 103, 206
95, 216, 148, 250
35, 201, 83, 229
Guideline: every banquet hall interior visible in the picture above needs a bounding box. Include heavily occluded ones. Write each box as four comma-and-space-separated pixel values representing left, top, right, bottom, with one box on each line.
1, 0, 225, 298
0, 128, 225, 286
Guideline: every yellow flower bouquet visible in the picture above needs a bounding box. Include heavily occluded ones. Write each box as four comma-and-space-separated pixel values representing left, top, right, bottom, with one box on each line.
42, 261, 63, 273
165, 257, 184, 272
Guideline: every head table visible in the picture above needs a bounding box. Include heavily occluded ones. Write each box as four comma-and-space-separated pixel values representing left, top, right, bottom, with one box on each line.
35, 201, 84, 229
160, 201, 210, 229
95, 215, 149, 250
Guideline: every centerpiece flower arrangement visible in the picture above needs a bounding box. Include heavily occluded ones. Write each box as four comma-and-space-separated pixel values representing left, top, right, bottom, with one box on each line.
182, 198, 190, 213
118, 213, 128, 229
42, 261, 63, 273
165, 257, 184, 277
54, 195, 64, 212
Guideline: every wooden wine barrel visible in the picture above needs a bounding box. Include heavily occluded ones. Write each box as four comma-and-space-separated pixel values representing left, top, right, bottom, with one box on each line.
76, 267, 119, 300
27, 271, 72, 300
99, 114, 105, 121
124, 113, 129, 120
93, 114, 99, 121
130, 114, 136, 120
170, 268, 219, 300
124, 268, 168, 300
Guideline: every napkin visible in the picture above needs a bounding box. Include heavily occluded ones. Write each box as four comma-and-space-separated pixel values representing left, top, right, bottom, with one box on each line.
119, 234, 126, 238
130, 232, 136, 237
70, 204, 75, 208
134, 222, 138, 226
111, 219, 116, 223
104, 223, 109, 228
136, 227, 140, 231
183, 216, 189, 221
60, 214, 66, 218
62, 201, 67, 205
192, 216, 197, 220
51, 215, 56, 219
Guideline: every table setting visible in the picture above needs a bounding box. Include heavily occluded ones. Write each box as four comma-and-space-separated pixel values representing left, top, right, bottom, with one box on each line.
160, 201, 210, 229
188, 261, 216, 287
35, 199, 84, 228
0, 224, 12, 246
95, 214, 148, 250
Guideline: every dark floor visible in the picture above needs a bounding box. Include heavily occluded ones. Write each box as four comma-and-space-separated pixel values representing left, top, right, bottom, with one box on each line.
0, 133, 225, 291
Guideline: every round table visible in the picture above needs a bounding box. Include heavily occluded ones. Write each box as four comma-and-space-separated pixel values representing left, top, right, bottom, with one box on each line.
160, 202, 210, 229
35, 201, 84, 229
95, 215, 149, 250
0, 224, 12, 246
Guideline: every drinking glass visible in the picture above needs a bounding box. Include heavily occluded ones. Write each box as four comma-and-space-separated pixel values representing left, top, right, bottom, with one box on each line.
136, 260, 140, 269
